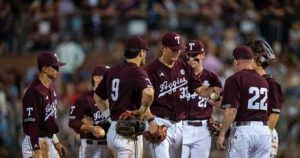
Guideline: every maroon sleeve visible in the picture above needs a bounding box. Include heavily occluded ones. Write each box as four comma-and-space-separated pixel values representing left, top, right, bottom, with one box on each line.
23, 89, 41, 150
95, 74, 108, 100
268, 79, 283, 113
222, 76, 240, 109
133, 68, 153, 91
68, 96, 88, 133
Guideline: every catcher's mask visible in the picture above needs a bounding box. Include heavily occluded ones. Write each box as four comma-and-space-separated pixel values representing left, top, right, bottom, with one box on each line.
246, 40, 275, 67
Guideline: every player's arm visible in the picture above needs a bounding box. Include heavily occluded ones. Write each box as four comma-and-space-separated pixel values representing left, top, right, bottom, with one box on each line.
220, 108, 237, 136
195, 86, 222, 98
130, 70, 154, 116
136, 87, 154, 115
69, 97, 94, 133
216, 107, 237, 150
269, 113, 280, 129
268, 80, 282, 129
23, 90, 41, 152
52, 134, 66, 157
94, 74, 111, 122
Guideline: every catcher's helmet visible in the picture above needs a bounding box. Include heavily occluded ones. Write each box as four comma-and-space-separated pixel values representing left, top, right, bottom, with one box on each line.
246, 40, 275, 65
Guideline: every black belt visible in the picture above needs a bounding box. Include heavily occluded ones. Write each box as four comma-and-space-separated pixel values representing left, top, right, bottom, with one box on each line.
86, 139, 107, 145
235, 121, 268, 126
187, 121, 203, 126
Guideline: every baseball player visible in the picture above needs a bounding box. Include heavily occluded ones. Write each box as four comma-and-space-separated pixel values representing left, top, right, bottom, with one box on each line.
146, 32, 221, 158
181, 40, 222, 158
68, 65, 111, 158
94, 36, 157, 158
247, 40, 283, 158
22, 52, 66, 158
216, 46, 271, 158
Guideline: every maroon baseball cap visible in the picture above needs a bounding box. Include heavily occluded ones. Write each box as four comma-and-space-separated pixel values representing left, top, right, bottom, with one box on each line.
233, 46, 254, 60
162, 32, 186, 50
185, 40, 205, 53
125, 36, 148, 50
37, 52, 65, 68
92, 65, 110, 76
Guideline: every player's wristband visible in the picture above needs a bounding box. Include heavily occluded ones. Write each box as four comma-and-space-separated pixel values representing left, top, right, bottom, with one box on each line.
52, 134, 59, 144
101, 109, 110, 119
148, 117, 155, 124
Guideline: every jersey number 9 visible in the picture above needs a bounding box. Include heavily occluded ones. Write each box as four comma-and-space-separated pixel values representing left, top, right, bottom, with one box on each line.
111, 78, 120, 101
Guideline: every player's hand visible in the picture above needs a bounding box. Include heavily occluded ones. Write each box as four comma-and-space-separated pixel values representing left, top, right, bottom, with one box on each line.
82, 117, 94, 126
33, 150, 42, 158
149, 121, 159, 134
216, 135, 226, 151
92, 126, 106, 138
208, 96, 223, 108
54, 142, 66, 157
126, 109, 147, 119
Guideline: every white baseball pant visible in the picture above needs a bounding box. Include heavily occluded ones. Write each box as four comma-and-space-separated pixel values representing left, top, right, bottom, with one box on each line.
227, 121, 271, 158
79, 139, 111, 158
149, 117, 183, 158
22, 135, 60, 158
181, 120, 211, 158
107, 121, 143, 158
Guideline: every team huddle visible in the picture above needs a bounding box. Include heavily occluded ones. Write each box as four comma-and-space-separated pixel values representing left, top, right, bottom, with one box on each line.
21, 32, 282, 158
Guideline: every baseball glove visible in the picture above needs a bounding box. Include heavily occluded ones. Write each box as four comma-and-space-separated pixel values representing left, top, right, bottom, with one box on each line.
207, 118, 221, 136
116, 112, 146, 140
143, 125, 167, 144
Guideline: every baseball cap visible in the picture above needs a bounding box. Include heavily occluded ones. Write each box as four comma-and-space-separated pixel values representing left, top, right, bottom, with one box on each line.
92, 65, 110, 77
232, 46, 254, 60
37, 52, 65, 68
185, 40, 205, 53
125, 36, 148, 50
162, 32, 186, 50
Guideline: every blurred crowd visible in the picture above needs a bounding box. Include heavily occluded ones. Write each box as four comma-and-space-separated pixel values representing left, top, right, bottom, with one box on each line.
0, 0, 300, 157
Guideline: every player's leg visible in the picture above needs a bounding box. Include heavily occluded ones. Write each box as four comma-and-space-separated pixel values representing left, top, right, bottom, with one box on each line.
22, 135, 34, 158
250, 126, 271, 158
97, 145, 113, 158
169, 122, 183, 158
108, 121, 143, 158
181, 123, 193, 158
227, 127, 250, 158
79, 139, 98, 158
48, 138, 60, 158
189, 126, 211, 158
149, 117, 173, 158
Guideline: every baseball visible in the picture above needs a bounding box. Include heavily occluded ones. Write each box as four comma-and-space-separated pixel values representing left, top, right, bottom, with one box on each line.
210, 92, 220, 101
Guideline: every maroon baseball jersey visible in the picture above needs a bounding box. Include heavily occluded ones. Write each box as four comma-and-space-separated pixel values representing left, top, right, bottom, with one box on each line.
146, 59, 202, 121
185, 69, 222, 120
22, 77, 59, 150
263, 74, 283, 114
95, 61, 153, 121
69, 90, 110, 140
222, 69, 269, 121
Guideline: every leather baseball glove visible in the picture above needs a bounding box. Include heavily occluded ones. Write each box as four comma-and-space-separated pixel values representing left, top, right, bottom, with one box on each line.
207, 118, 231, 138
115, 112, 146, 140
207, 118, 221, 136
143, 125, 167, 144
